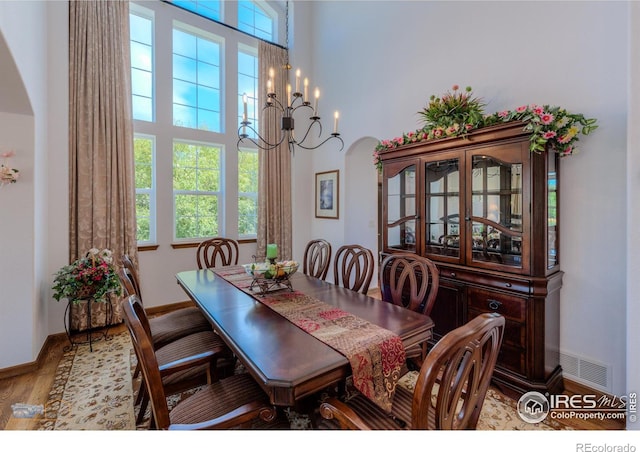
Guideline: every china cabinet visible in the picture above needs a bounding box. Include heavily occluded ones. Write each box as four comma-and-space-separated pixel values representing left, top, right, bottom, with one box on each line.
380, 122, 563, 397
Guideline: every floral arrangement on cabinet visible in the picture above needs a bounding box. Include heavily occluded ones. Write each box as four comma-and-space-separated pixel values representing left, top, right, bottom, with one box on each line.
0, 151, 20, 186
373, 85, 598, 172
52, 248, 122, 303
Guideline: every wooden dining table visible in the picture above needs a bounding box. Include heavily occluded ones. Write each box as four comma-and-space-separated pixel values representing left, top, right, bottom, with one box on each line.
175, 269, 434, 408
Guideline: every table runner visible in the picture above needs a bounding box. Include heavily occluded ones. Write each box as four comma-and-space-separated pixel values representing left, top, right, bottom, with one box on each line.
214, 266, 406, 413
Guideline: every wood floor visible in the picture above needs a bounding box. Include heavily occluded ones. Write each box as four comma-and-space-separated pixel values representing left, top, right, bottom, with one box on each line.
0, 321, 626, 431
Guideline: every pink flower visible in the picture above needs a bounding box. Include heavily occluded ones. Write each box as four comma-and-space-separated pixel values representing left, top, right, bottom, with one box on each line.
0, 151, 15, 158
516, 105, 528, 113
532, 105, 544, 115
543, 131, 557, 139
540, 113, 554, 125
563, 146, 573, 154
393, 137, 404, 145
498, 110, 509, 118
433, 128, 443, 138
465, 124, 473, 130
558, 135, 571, 144
452, 84, 459, 91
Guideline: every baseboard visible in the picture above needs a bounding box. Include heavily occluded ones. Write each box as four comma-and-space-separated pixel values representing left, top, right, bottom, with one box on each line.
563, 376, 617, 400
0, 332, 66, 380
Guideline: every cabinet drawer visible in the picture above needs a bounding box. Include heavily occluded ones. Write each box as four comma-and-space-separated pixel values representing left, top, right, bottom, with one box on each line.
438, 267, 530, 294
468, 308, 525, 348
467, 287, 526, 322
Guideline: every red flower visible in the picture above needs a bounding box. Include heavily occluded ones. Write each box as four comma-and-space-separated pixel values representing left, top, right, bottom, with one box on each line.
540, 113, 554, 125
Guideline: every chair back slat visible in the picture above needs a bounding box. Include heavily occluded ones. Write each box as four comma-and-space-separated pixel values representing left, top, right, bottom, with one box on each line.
379, 253, 440, 316
121, 254, 143, 303
196, 237, 239, 269
303, 239, 332, 280
333, 245, 374, 295
412, 312, 505, 430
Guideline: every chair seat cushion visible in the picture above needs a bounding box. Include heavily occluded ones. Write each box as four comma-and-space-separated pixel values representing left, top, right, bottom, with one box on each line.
169, 373, 269, 426
155, 330, 233, 387
149, 307, 212, 348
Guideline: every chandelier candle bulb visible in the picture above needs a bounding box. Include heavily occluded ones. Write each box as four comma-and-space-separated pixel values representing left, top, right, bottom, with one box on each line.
334, 111, 339, 134
314, 88, 320, 116
287, 83, 292, 107
304, 78, 309, 102
295, 69, 301, 93
242, 93, 248, 121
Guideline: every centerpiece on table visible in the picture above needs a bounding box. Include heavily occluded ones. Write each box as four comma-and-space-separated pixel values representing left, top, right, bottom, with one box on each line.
52, 248, 122, 303
373, 84, 598, 172
242, 243, 299, 295
0, 151, 20, 187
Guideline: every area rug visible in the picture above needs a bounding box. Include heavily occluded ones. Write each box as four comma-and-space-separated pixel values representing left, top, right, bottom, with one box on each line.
38, 330, 569, 430
37, 331, 135, 430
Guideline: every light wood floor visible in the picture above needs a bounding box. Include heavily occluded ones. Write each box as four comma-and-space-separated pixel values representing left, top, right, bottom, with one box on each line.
0, 321, 626, 431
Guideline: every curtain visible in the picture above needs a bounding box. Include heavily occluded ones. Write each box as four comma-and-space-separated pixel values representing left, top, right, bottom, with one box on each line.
69, 0, 137, 331
257, 42, 292, 260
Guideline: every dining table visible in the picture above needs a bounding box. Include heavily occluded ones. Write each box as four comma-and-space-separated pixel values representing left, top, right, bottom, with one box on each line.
175, 267, 434, 409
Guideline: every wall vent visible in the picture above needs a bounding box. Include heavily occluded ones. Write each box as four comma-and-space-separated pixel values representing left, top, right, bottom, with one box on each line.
559, 350, 611, 393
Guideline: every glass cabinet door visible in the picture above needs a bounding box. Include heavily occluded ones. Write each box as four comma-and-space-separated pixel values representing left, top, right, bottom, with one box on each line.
385, 162, 417, 252
468, 154, 524, 269
424, 158, 462, 260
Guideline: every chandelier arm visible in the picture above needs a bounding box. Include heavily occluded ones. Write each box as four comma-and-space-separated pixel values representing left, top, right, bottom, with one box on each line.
237, 123, 288, 151
293, 134, 344, 152
264, 95, 286, 112
294, 118, 324, 147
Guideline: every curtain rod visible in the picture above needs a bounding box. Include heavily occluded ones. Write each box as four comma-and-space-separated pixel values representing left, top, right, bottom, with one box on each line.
161, 1, 288, 51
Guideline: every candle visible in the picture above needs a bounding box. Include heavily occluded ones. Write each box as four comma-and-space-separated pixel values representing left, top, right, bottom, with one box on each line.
266, 243, 278, 260
295, 69, 301, 93
267, 79, 272, 95
314, 88, 320, 116
242, 93, 248, 121
334, 111, 339, 134
287, 83, 292, 106
304, 78, 309, 102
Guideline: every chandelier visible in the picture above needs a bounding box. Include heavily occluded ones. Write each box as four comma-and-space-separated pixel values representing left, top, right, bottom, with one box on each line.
237, 2, 343, 154
238, 66, 343, 154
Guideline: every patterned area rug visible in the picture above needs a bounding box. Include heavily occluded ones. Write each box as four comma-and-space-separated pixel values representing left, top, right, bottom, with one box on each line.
37, 331, 135, 430
37, 330, 570, 430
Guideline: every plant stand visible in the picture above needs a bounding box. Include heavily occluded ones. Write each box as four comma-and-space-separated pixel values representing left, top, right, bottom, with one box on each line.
63, 298, 113, 352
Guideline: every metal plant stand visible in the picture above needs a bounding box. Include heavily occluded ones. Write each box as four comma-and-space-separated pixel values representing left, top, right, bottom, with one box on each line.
63, 298, 113, 352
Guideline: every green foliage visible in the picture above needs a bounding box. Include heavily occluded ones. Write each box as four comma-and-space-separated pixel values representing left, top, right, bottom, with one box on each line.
374, 85, 599, 172
52, 249, 122, 303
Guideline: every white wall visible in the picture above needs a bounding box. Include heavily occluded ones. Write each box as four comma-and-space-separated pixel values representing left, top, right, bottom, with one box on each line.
0, 0, 49, 368
292, 1, 631, 397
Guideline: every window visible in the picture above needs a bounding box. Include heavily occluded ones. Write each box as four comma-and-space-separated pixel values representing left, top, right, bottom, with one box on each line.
130, 8, 154, 121
171, 0, 221, 22
173, 141, 221, 239
134, 135, 156, 243
238, 46, 258, 138
238, 149, 258, 237
130, 1, 283, 245
238, 0, 274, 41
172, 25, 222, 132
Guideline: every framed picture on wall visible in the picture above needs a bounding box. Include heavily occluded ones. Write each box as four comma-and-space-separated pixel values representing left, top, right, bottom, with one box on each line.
315, 170, 339, 219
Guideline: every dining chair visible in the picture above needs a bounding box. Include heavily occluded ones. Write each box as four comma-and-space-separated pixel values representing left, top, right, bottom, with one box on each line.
119, 256, 212, 350
303, 239, 332, 281
121, 295, 239, 427
121, 294, 277, 430
333, 244, 375, 295
318, 312, 505, 430
379, 253, 440, 367
196, 237, 240, 269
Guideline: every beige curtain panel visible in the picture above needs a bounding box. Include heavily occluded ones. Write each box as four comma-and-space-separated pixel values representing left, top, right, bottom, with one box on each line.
257, 41, 293, 261
69, 0, 137, 330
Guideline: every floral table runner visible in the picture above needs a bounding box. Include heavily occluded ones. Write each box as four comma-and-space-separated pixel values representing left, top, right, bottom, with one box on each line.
213, 266, 406, 412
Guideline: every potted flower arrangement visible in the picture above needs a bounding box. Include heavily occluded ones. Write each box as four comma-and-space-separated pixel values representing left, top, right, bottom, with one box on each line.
52, 248, 122, 303
373, 85, 598, 172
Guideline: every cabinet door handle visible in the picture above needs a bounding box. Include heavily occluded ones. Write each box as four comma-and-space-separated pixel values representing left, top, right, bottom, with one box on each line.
488, 300, 502, 310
